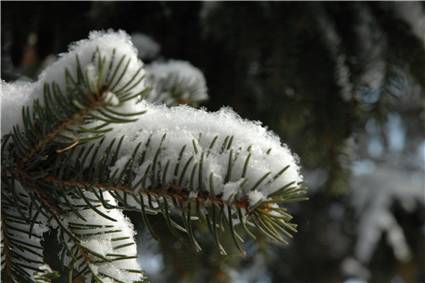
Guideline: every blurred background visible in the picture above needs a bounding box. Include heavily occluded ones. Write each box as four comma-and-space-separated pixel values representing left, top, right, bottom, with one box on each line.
2, 2, 425, 283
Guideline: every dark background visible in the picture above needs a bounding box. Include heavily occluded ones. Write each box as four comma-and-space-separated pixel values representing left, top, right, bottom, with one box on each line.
2, 2, 425, 283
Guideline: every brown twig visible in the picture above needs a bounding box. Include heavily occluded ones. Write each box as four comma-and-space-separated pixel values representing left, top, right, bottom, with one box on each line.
42, 175, 250, 210
18, 97, 106, 167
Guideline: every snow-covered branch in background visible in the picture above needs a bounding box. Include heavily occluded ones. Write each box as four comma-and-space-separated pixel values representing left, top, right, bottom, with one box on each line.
131, 33, 161, 61
350, 162, 425, 264
315, 6, 353, 102
145, 60, 208, 106
394, 2, 425, 49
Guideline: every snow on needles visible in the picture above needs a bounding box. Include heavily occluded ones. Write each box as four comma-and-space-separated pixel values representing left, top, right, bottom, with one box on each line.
107, 103, 303, 206
145, 60, 208, 106
61, 192, 144, 282
1, 29, 148, 136
39, 29, 146, 101
1, 30, 304, 282
1, 81, 35, 134
1, 30, 148, 282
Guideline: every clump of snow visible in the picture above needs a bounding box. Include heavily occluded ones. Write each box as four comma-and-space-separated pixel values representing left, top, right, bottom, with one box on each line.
40, 30, 146, 98
189, 191, 199, 199
61, 191, 145, 282
102, 91, 120, 106
249, 190, 265, 206
131, 33, 161, 60
104, 103, 303, 207
1, 81, 35, 134
223, 179, 246, 201
145, 60, 208, 106
1, 30, 148, 136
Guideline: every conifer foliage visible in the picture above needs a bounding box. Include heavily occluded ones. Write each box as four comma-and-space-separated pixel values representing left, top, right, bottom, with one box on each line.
1, 31, 307, 282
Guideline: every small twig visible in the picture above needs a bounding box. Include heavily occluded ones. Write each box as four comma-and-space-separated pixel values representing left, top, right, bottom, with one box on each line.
42, 175, 250, 210
18, 96, 106, 167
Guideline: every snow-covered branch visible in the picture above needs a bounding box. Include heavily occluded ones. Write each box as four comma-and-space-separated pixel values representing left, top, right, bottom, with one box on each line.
1, 30, 306, 281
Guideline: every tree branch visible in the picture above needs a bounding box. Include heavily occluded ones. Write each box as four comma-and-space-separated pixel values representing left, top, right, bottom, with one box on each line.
42, 175, 251, 211
18, 93, 107, 167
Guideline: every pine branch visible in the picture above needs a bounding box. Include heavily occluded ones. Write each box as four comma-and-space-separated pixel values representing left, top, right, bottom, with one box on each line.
145, 60, 208, 106
2, 31, 150, 283
4, 165, 148, 283
55, 191, 147, 283
41, 175, 250, 209
8, 47, 148, 171
1, 30, 307, 282
32, 125, 307, 254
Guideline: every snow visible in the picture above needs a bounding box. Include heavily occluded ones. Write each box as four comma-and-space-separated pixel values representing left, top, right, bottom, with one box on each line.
335, 55, 353, 102
104, 103, 303, 206
1, 81, 36, 134
33, 265, 55, 282
350, 163, 425, 263
1, 29, 305, 282
39, 30, 146, 101
1, 30, 148, 136
145, 60, 208, 105
102, 91, 120, 106
85, 63, 99, 93
137, 231, 164, 281
189, 191, 199, 199
131, 33, 161, 60
61, 191, 145, 282
1, 30, 149, 282
249, 190, 265, 206
316, 8, 353, 102
394, 2, 425, 49
418, 141, 425, 170
386, 113, 405, 152
223, 179, 246, 201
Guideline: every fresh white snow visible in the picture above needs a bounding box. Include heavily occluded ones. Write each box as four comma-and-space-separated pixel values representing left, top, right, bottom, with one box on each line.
104, 103, 303, 205
1, 29, 305, 282
145, 60, 208, 105
131, 33, 161, 60
1, 30, 148, 136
